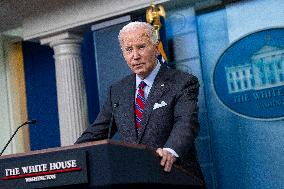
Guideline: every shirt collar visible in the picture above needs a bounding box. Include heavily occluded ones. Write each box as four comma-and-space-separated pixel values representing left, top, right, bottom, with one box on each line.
136, 61, 161, 89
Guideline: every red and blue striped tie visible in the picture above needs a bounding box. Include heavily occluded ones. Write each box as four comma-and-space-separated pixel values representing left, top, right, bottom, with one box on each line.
135, 81, 146, 129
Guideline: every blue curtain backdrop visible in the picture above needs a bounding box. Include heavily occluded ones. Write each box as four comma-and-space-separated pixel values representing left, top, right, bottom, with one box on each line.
81, 31, 100, 124
23, 41, 61, 150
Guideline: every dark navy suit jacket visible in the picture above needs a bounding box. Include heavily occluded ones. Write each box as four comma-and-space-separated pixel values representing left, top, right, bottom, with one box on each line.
76, 65, 204, 184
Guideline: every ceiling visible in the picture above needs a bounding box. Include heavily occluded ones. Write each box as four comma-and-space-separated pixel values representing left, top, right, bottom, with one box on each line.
0, 0, 42, 32
0, 0, 78, 33
0, 0, 230, 33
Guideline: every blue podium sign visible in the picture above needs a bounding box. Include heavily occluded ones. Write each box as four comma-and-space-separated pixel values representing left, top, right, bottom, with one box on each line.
213, 28, 284, 120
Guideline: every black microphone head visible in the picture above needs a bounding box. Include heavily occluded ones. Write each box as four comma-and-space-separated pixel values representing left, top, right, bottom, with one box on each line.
27, 119, 37, 124
113, 103, 119, 108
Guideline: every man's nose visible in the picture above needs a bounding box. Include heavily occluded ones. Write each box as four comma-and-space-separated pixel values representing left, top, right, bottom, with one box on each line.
133, 49, 140, 59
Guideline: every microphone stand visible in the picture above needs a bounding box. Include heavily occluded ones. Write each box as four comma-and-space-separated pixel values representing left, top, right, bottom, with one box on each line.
0, 120, 36, 156
107, 103, 118, 140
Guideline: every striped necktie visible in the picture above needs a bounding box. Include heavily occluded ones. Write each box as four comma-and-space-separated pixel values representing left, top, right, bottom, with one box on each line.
135, 81, 146, 129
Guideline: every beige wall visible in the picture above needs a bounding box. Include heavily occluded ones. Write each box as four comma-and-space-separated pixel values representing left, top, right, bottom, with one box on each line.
0, 36, 29, 155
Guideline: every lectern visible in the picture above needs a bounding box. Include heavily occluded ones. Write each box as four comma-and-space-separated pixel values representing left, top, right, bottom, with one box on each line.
0, 140, 203, 189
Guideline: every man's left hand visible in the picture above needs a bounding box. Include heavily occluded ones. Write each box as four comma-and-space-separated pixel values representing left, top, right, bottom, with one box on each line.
156, 148, 177, 172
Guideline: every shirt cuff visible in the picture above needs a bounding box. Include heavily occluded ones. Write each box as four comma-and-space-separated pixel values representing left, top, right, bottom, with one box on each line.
163, 148, 179, 157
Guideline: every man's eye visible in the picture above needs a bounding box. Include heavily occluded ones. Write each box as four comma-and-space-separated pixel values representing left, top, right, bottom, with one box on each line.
125, 47, 132, 52
138, 45, 146, 49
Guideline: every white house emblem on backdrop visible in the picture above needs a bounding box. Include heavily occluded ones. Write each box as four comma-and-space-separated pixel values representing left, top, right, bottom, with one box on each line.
213, 28, 284, 120
225, 46, 284, 94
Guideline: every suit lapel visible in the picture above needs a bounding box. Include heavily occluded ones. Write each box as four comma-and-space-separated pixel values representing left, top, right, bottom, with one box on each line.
138, 65, 171, 142
119, 74, 137, 140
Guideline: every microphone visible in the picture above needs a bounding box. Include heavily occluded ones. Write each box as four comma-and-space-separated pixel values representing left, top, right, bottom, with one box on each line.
27, 119, 37, 124
0, 119, 37, 156
107, 103, 118, 139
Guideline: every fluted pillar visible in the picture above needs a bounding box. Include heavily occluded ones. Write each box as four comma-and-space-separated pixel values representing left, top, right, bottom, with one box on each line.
41, 32, 88, 146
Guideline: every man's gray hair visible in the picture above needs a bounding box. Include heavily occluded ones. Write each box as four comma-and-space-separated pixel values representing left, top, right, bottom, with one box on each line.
118, 21, 159, 46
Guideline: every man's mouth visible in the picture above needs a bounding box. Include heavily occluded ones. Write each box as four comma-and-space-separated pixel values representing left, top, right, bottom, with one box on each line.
133, 63, 143, 68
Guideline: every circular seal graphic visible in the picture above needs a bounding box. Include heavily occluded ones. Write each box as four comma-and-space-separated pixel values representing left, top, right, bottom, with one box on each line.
213, 28, 284, 120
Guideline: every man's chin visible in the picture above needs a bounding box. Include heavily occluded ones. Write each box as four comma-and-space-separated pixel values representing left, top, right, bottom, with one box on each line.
133, 69, 144, 75
134, 71, 146, 79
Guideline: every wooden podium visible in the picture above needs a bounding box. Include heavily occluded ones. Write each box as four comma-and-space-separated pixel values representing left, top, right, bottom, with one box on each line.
0, 140, 203, 189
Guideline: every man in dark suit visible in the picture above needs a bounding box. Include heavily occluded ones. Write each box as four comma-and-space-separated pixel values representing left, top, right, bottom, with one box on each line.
76, 21, 205, 186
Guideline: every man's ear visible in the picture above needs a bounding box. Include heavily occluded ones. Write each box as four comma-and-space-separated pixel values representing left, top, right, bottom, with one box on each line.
155, 43, 160, 56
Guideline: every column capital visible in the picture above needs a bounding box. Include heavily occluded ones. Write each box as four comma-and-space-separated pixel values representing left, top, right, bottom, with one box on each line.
40, 32, 83, 47
40, 32, 83, 57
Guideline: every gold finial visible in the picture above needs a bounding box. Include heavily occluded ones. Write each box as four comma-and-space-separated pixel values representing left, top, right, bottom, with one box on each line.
146, 2, 168, 62
146, 2, 166, 40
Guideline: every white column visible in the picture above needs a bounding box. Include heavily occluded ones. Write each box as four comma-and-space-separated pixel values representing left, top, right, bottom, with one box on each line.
41, 32, 88, 146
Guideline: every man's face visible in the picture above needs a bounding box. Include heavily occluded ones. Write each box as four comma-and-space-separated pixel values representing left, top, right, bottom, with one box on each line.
120, 28, 159, 79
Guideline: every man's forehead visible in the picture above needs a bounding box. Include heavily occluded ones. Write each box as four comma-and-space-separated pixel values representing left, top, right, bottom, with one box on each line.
122, 33, 151, 44
121, 27, 150, 38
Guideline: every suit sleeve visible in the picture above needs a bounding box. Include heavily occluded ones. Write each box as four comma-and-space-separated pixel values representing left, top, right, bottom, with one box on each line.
164, 75, 200, 160
75, 86, 117, 144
